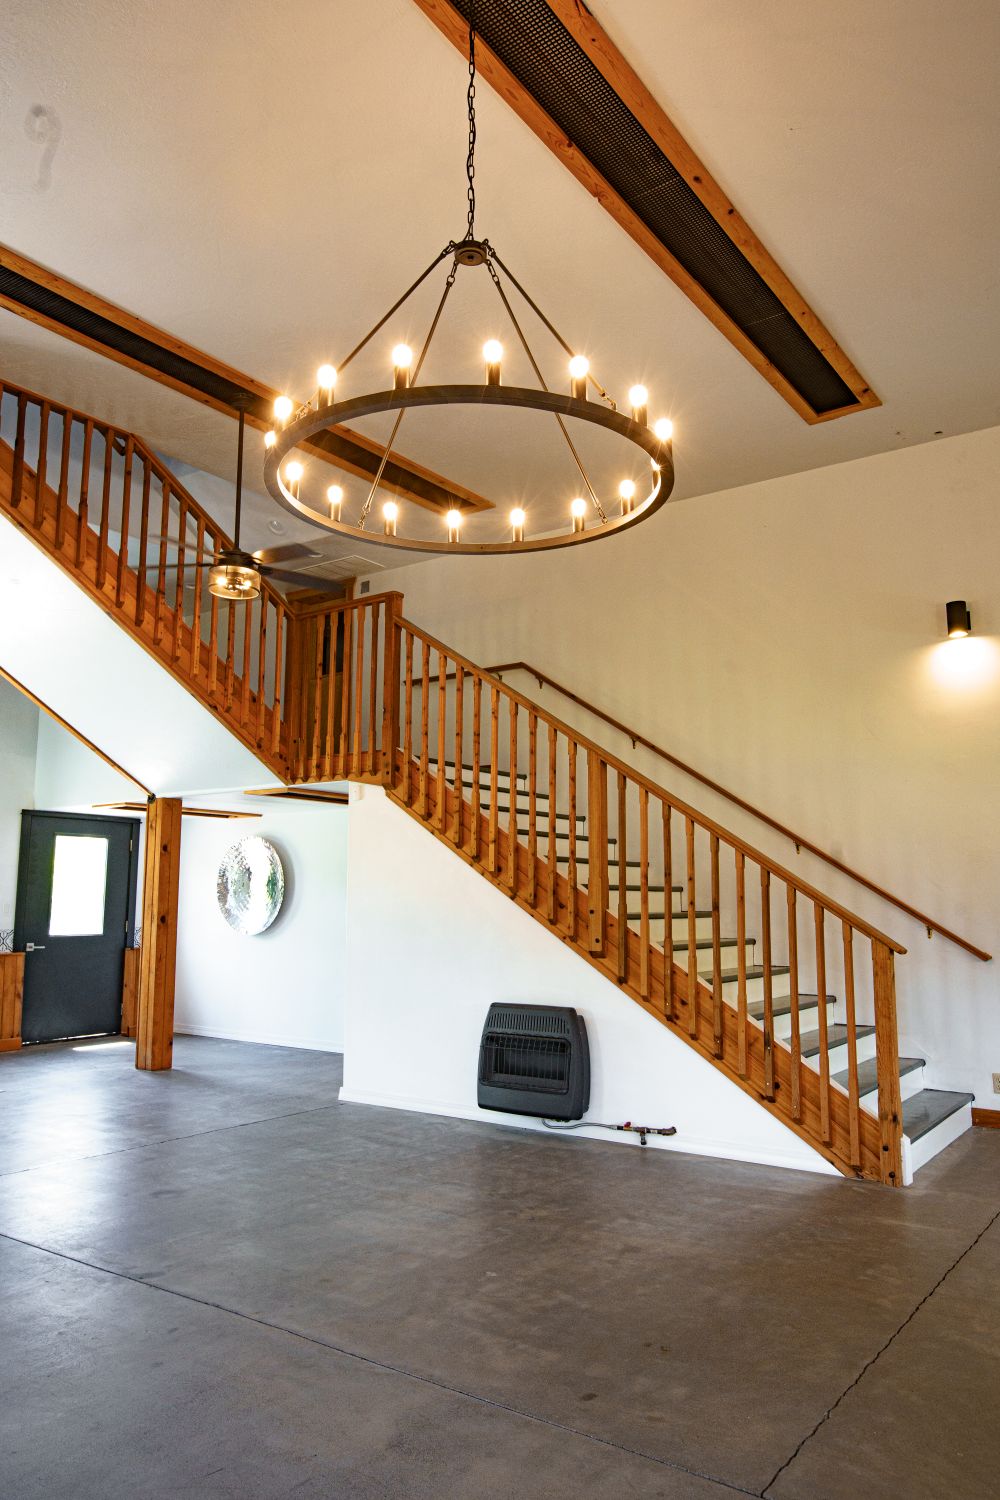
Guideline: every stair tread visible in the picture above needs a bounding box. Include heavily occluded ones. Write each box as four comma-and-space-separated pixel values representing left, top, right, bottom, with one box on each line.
648, 935, 748, 951
902, 1088, 974, 1142
832, 1056, 924, 1097
719, 964, 790, 983
628, 908, 714, 920
800, 1023, 876, 1058
748, 991, 834, 1022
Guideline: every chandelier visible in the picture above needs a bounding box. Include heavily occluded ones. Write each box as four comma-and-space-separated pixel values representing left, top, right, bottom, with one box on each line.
262, 16, 676, 555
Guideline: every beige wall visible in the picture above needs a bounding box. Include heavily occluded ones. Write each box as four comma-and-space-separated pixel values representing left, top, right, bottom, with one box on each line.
372, 425, 1000, 1106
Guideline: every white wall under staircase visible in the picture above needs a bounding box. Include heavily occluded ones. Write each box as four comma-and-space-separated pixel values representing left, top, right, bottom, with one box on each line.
0, 514, 279, 796
342, 782, 837, 1176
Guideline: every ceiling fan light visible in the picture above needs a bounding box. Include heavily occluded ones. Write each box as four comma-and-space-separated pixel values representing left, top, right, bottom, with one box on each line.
208, 562, 261, 601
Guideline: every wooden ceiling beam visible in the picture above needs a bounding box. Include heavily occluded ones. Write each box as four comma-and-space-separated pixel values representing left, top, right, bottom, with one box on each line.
410, 0, 879, 424
0, 242, 491, 513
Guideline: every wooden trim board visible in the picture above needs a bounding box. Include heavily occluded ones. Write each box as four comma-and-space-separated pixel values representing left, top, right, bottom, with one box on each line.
972, 1107, 1000, 1129
0, 953, 25, 1051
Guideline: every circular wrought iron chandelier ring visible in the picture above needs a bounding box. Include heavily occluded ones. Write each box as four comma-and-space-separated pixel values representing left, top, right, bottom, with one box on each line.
262, 383, 675, 556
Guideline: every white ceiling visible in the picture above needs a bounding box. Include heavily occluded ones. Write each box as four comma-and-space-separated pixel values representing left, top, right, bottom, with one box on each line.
2, 0, 999, 565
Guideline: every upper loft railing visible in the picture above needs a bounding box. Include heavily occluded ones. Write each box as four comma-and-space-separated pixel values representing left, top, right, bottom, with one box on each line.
486, 660, 991, 963
0, 378, 292, 775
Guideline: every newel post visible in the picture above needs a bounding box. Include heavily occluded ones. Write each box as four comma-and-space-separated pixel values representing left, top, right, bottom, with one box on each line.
380, 592, 404, 789
872, 941, 904, 1186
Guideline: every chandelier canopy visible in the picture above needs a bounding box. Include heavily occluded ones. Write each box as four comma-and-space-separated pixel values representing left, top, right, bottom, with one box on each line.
262, 16, 676, 556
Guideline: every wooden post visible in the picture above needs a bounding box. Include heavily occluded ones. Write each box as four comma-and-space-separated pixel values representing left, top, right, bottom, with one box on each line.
136, 796, 182, 1071
873, 941, 904, 1186
379, 591, 401, 792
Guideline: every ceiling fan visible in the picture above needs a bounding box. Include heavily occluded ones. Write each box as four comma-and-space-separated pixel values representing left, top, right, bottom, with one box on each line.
157, 396, 349, 602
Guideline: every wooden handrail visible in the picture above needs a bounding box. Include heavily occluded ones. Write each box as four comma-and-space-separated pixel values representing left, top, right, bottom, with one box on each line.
399, 619, 906, 955
484, 660, 990, 963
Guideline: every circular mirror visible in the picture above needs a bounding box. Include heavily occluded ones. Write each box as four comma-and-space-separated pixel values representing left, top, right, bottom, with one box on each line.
216, 836, 285, 935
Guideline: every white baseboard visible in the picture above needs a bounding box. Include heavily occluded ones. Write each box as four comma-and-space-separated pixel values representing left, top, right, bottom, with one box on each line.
174, 1022, 344, 1054
338, 1085, 838, 1177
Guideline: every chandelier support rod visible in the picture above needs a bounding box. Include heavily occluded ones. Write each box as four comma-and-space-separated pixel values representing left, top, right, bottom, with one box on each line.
489, 248, 617, 411
233, 404, 245, 550
358, 263, 459, 528
335, 245, 454, 377
486, 259, 607, 522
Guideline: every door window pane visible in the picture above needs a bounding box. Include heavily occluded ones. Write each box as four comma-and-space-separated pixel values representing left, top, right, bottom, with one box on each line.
49, 835, 109, 937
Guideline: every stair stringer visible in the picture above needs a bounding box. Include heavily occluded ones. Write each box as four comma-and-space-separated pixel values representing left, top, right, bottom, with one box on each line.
342, 781, 839, 1176
373, 757, 881, 1179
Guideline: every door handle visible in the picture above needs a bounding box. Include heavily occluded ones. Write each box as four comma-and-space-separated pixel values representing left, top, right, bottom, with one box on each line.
25, 942, 46, 952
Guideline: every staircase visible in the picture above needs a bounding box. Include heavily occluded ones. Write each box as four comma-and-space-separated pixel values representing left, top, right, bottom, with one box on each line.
0, 374, 977, 1184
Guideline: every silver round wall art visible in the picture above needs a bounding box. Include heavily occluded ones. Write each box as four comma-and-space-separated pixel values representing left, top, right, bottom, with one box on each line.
216, 836, 285, 936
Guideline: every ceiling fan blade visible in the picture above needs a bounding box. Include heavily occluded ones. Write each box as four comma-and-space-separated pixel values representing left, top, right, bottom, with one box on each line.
261, 568, 348, 595
252, 543, 326, 566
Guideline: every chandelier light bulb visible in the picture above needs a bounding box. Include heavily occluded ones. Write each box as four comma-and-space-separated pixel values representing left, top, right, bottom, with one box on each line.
383, 500, 399, 535
327, 484, 344, 520
392, 343, 413, 390
483, 339, 503, 386
618, 478, 636, 515
263, 430, 276, 450
317, 364, 337, 405
654, 417, 674, 443
510, 506, 526, 543
446, 508, 463, 542
568, 354, 590, 400
273, 395, 294, 425
570, 496, 587, 533
628, 385, 649, 426
284, 459, 304, 489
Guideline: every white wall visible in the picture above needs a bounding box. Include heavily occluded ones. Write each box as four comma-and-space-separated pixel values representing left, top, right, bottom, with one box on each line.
370, 425, 1000, 1108
174, 793, 349, 1052
33, 713, 138, 810
343, 784, 835, 1174
0, 676, 38, 930
0, 515, 280, 796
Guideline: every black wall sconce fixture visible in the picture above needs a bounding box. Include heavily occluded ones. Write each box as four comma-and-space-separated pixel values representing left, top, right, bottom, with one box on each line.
945, 600, 972, 639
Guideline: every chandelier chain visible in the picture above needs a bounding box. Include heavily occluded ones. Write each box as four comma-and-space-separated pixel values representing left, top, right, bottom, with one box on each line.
465, 9, 477, 240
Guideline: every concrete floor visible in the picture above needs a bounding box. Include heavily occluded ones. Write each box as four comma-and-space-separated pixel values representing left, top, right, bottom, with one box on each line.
1, 1038, 998, 1499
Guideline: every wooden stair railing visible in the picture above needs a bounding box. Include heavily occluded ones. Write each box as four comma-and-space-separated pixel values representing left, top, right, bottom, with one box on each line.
0, 374, 911, 1184
286, 592, 909, 1184
0, 378, 292, 776
486, 661, 991, 963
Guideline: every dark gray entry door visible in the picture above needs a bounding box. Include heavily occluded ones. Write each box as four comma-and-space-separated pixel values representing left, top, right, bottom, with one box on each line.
14, 811, 139, 1044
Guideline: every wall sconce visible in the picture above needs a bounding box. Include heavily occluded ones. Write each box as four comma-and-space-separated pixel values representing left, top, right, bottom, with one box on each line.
945, 600, 972, 639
